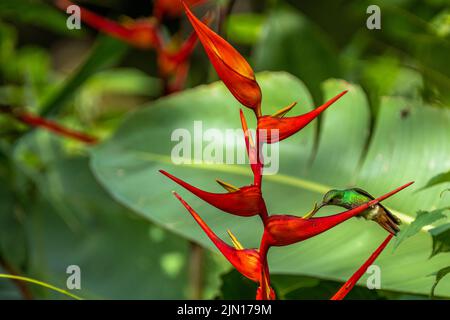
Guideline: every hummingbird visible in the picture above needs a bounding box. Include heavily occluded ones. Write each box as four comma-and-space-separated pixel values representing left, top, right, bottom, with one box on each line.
311, 188, 402, 235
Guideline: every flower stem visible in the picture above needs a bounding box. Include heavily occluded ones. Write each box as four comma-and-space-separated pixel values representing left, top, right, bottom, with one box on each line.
0, 257, 33, 300
0, 105, 98, 144
0, 274, 83, 300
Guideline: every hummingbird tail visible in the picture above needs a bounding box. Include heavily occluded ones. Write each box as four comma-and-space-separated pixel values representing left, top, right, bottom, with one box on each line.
376, 213, 401, 235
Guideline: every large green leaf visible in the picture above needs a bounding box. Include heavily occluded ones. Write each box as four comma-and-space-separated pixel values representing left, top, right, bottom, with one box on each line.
429, 223, 450, 258
420, 170, 450, 191
90, 72, 450, 297
394, 208, 449, 249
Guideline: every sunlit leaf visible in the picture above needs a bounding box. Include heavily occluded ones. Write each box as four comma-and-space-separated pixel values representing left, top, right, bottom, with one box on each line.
394, 208, 450, 249
429, 223, 450, 258
226, 14, 266, 45
420, 170, 450, 191
431, 266, 450, 298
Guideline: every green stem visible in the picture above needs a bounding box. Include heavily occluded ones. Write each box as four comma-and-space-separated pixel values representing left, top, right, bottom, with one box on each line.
0, 274, 83, 300
0, 258, 33, 300
188, 242, 204, 299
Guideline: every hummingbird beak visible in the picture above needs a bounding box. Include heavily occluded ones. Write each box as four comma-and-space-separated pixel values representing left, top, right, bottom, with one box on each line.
316, 202, 326, 210
313, 202, 327, 214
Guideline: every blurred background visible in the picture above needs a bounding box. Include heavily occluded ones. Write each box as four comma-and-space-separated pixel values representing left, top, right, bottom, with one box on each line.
0, 0, 449, 299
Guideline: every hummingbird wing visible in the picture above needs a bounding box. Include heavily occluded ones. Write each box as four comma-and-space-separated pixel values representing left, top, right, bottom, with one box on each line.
351, 188, 402, 234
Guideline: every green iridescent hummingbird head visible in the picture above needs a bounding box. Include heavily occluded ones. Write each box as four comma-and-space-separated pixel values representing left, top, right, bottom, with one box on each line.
307, 189, 347, 217
321, 189, 346, 207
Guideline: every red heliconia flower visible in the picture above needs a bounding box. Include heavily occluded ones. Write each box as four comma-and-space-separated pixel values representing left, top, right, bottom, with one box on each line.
154, 0, 206, 21
257, 90, 348, 144
331, 234, 394, 300
173, 192, 275, 293
56, 0, 163, 49
160, 170, 267, 219
183, 3, 262, 116
263, 182, 413, 247
174, 191, 276, 299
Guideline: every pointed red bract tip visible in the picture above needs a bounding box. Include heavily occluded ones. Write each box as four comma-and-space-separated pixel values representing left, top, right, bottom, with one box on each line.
367, 181, 414, 206
183, 4, 262, 115
239, 110, 262, 185
172, 192, 262, 282
258, 90, 348, 143
160, 170, 264, 217
331, 234, 394, 300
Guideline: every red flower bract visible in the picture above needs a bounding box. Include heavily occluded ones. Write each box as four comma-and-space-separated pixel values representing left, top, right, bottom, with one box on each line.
257, 90, 348, 143
331, 234, 394, 300
173, 192, 261, 282
240, 110, 263, 185
184, 3, 262, 115
56, 0, 162, 49
160, 170, 267, 218
55, 0, 205, 92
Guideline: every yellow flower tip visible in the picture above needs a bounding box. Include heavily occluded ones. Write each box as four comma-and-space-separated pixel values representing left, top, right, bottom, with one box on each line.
227, 229, 244, 250
271, 101, 297, 118
302, 202, 319, 219
239, 109, 255, 148
216, 179, 240, 193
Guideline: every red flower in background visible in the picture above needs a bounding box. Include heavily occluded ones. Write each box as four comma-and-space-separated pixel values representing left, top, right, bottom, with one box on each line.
0, 105, 97, 144
55, 0, 208, 93
154, 0, 206, 20
56, 0, 162, 49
